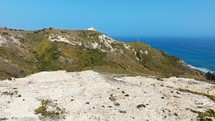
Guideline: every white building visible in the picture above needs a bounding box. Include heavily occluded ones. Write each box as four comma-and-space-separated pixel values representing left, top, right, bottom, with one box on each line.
87, 27, 96, 31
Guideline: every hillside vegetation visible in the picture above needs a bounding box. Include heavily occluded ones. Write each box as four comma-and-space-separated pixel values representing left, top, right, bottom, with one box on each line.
0, 27, 205, 80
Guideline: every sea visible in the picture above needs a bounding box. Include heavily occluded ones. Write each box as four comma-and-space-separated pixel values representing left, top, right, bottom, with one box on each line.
115, 37, 215, 72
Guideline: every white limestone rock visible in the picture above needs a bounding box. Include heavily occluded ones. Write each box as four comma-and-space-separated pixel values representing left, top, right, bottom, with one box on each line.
10, 36, 22, 46
123, 44, 131, 50
49, 34, 73, 45
0, 34, 7, 46
144, 50, 149, 55
98, 34, 115, 52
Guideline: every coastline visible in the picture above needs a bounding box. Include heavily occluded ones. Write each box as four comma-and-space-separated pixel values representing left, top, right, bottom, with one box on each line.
187, 64, 211, 73
115, 37, 215, 74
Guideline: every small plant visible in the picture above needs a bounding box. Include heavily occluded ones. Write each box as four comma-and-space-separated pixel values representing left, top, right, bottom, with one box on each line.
60, 31, 67, 34
205, 72, 215, 80
1, 91, 18, 97
34, 99, 66, 120
0, 117, 8, 120
189, 109, 215, 121
2, 32, 8, 35
109, 94, 116, 101
41, 99, 52, 106
119, 110, 127, 113
114, 103, 120, 106
178, 89, 215, 101
124, 94, 129, 97
137, 104, 146, 109
85, 102, 90, 104
198, 109, 215, 120
157, 77, 164, 81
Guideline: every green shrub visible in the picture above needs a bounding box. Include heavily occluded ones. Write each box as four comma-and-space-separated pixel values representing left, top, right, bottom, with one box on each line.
205, 72, 215, 80
34, 99, 66, 119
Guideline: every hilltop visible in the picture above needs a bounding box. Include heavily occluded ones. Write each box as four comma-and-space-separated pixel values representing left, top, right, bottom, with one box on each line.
0, 27, 205, 80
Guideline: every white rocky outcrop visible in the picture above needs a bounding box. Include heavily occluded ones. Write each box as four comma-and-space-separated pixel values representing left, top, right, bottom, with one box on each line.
0, 70, 214, 121
0, 34, 23, 47
99, 34, 115, 52
139, 50, 143, 54
98, 34, 115, 44
123, 44, 131, 50
0, 35, 7, 46
144, 50, 149, 55
49, 34, 73, 45
48, 33, 118, 52
83, 42, 100, 50
47, 33, 124, 53
10, 36, 22, 46
66, 35, 71, 39
89, 42, 99, 49
78, 42, 82, 46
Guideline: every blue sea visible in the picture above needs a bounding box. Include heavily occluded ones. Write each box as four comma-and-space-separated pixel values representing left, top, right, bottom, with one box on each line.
115, 37, 215, 72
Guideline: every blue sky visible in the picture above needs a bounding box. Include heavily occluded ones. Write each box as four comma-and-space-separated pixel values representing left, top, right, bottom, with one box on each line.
0, 0, 215, 38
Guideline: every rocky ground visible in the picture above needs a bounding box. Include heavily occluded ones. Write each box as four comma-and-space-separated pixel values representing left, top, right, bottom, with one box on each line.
0, 70, 215, 121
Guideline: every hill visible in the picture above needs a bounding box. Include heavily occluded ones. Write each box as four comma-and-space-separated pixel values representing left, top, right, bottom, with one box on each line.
0, 27, 205, 80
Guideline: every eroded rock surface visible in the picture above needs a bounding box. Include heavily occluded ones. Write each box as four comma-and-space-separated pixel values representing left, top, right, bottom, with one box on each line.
0, 70, 214, 121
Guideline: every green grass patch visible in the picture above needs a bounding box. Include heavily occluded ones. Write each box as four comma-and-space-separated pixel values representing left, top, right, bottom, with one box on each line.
189, 109, 215, 121
179, 89, 215, 101
34, 99, 66, 119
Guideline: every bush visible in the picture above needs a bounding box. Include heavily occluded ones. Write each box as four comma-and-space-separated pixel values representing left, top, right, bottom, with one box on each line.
34, 99, 66, 119
48, 27, 53, 30
198, 109, 215, 121
2, 32, 8, 35
205, 72, 215, 80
